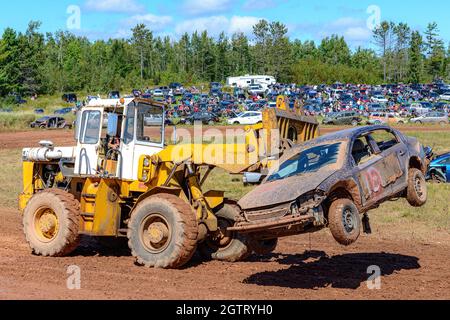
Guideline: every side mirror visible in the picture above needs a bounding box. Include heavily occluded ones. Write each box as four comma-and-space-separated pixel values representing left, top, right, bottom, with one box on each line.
107, 113, 119, 136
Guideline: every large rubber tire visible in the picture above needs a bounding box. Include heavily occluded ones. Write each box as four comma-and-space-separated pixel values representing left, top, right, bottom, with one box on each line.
406, 168, 427, 207
328, 198, 361, 246
250, 238, 278, 255
198, 204, 251, 262
127, 194, 198, 269
23, 189, 81, 257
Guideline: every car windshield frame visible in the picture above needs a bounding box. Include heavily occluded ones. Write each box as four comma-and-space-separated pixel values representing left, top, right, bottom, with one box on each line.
266, 141, 346, 183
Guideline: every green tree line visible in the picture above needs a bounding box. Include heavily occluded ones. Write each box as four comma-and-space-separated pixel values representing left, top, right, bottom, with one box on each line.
1, 19, 450, 96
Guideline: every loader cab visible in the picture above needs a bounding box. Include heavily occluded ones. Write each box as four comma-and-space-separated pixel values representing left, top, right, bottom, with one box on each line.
74, 99, 165, 180
120, 100, 165, 180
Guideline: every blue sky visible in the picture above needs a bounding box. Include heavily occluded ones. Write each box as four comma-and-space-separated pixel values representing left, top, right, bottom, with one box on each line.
1, 0, 449, 48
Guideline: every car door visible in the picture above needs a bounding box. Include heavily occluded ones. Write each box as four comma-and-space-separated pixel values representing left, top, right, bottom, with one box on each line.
351, 135, 387, 208
367, 129, 408, 196
240, 112, 250, 125
342, 113, 351, 125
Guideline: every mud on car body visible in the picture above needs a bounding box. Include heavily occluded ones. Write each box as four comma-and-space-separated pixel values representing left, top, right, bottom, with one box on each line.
234, 125, 428, 247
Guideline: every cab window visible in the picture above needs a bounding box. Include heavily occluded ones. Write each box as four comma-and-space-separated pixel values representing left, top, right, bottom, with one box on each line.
123, 105, 135, 145
136, 104, 163, 145
80, 111, 101, 144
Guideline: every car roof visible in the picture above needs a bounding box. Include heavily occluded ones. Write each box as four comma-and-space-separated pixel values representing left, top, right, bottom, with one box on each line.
298, 125, 395, 147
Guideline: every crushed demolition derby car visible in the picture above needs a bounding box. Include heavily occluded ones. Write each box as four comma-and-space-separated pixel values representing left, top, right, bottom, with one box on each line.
234, 125, 428, 248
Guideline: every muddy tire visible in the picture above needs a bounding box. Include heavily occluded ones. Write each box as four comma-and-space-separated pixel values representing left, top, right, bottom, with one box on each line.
198, 204, 251, 262
250, 238, 278, 255
23, 189, 81, 257
127, 194, 198, 269
328, 198, 361, 246
406, 168, 427, 207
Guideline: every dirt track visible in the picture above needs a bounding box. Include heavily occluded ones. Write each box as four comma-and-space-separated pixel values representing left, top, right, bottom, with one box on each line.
1, 127, 450, 300
1, 207, 450, 300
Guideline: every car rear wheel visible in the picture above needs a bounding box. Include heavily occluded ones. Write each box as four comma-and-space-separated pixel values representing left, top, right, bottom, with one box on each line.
406, 168, 427, 207
351, 120, 358, 127
328, 199, 361, 246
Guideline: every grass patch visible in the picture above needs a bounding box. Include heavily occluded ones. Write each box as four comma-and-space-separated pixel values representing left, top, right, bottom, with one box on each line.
0, 113, 38, 132
0, 149, 22, 208
402, 131, 450, 154
373, 183, 450, 232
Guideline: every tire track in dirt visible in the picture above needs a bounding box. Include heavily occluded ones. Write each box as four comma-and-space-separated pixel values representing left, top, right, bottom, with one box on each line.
1, 208, 449, 300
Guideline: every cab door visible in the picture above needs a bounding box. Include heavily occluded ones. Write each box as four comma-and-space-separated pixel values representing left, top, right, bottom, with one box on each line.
120, 102, 165, 181
74, 108, 104, 175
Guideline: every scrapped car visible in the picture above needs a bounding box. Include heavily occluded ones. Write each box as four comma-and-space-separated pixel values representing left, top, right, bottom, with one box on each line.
410, 112, 449, 125
227, 111, 263, 125
235, 126, 428, 247
30, 116, 72, 129
426, 152, 450, 183
62, 93, 77, 103
54, 107, 73, 115
367, 112, 405, 125
179, 112, 220, 125
322, 111, 363, 126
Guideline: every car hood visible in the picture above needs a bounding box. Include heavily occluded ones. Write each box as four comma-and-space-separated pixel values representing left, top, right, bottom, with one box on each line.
238, 170, 333, 210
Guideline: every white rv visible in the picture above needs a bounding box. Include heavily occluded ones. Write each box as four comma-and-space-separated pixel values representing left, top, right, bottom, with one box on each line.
226, 75, 276, 90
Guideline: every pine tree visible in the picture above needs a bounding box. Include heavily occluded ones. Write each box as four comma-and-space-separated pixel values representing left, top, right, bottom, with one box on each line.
408, 31, 424, 84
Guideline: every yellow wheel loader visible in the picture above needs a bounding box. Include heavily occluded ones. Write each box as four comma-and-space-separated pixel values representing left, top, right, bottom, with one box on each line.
19, 96, 318, 269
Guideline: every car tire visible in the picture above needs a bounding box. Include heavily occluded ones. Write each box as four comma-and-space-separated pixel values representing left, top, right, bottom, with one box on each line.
250, 238, 278, 255
208, 121, 214, 126
406, 168, 427, 207
328, 199, 361, 246
439, 121, 446, 126
198, 204, 251, 262
351, 120, 358, 127
416, 121, 422, 125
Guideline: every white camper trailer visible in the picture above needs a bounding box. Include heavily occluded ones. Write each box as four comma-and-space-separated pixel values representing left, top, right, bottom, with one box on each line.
226, 75, 276, 90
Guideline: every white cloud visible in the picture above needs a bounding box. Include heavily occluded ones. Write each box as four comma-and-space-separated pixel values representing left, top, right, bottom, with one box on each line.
116, 13, 173, 38
243, 0, 277, 10
320, 17, 372, 43
84, 0, 144, 13
290, 17, 372, 47
183, 0, 235, 16
175, 15, 261, 37
228, 16, 261, 34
